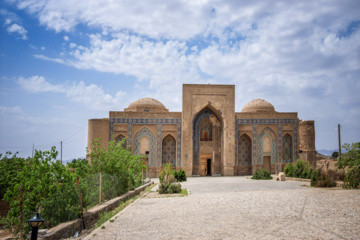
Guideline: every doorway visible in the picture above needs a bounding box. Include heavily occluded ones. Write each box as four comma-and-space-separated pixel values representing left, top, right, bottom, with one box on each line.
199, 154, 212, 176
207, 159, 211, 176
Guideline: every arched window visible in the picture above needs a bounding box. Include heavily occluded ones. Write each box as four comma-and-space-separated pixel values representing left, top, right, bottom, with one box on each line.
200, 118, 212, 141
282, 134, 292, 163
238, 134, 251, 165
115, 134, 126, 148
162, 135, 176, 167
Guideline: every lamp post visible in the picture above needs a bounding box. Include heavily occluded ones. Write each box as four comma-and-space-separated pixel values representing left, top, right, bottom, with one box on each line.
27, 212, 44, 240
145, 151, 150, 179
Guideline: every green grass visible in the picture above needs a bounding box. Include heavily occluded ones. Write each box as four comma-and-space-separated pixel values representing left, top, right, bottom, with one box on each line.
94, 183, 156, 228
180, 188, 188, 196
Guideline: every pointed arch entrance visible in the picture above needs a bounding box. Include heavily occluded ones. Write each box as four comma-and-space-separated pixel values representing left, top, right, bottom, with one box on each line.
192, 106, 223, 176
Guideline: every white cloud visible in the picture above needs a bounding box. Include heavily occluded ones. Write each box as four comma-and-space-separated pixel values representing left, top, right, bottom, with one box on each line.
14, 0, 212, 39
2, 10, 28, 40
34, 54, 66, 64
6, 23, 28, 40
17, 76, 128, 110
63, 35, 69, 41
0, 105, 22, 115
18, 76, 65, 93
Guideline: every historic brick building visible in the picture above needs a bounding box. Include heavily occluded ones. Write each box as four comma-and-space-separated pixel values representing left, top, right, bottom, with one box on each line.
87, 84, 316, 177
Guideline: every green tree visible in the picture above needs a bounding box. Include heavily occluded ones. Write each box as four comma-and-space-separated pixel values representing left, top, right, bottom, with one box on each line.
4, 147, 80, 237
336, 142, 360, 188
331, 151, 339, 158
336, 142, 360, 169
0, 152, 25, 200
88, 137, 145, 197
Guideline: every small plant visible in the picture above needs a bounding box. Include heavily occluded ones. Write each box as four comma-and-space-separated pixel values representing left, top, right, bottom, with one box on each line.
173, 169, 187, 182
109, 219, 114, 223
179, 188, 188, 196
251, 169, 272, 180
158, 163, 182, 194
101, 225, 105, 229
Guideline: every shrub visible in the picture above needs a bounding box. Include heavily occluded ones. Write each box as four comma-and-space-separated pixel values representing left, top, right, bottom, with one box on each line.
284, 159, 313, 179
168, 183, 182, 194
158, 163, 182, 194
294, 159, 313, 179
173, 169, 187, 182
343, 165, 360, 189
311, 169, 321, 186
159, 163, 173, 183
311, 169, 336, 187
251, 169, 272, 180
284, 164, 294, 177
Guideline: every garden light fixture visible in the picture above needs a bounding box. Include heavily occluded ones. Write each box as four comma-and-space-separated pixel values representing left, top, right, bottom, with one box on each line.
27, 212, 44, 240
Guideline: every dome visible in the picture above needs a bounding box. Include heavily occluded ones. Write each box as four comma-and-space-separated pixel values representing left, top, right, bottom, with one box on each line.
125, 97, 168, 112
241, 99, 275, 113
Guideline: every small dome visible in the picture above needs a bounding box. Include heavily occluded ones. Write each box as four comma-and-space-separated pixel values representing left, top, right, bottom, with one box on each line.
125, 97, 168, 112
242, 99, 275, 113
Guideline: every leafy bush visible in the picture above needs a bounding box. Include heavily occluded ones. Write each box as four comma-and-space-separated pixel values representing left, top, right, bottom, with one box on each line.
173, 169, 187, 182
311, 169, 336, 187
251, 169, 272, 180
284, 159, 313, 179
343, 165, 360, 189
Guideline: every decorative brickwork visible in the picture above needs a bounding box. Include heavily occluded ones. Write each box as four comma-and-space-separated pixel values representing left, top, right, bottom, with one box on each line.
162, 135, 176, 167
109, 118, 181, 167
237, 134, 251, 166
277, 124, 283, 163
293, 122, 298, 160
282, 134, 292, 163
257, 127, 277, 165
236, 119, 298, 166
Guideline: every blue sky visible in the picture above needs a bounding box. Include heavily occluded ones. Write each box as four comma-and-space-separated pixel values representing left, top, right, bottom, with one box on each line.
1, 0, 359, 160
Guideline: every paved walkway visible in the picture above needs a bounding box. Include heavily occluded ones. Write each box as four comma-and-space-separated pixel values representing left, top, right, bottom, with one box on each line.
84, 177, 360, 240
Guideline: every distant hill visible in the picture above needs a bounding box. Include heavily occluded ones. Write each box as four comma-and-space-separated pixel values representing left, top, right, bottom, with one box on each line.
317, 149, 346, 157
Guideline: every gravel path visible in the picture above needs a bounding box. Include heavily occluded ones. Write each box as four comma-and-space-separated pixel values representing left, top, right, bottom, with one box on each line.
84, 177, 360, 240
